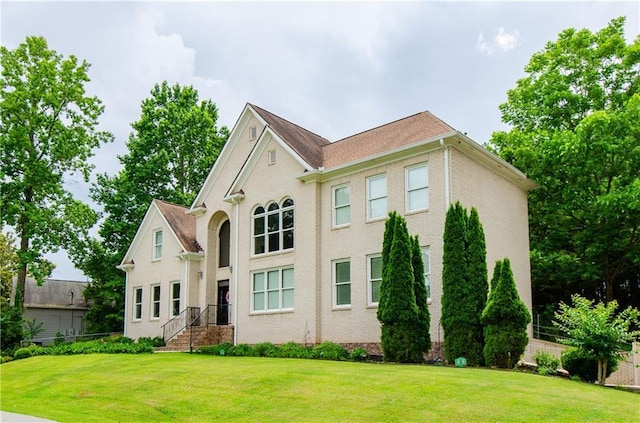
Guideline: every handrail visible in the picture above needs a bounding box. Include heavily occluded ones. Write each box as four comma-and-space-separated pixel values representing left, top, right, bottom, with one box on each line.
162, 306, 200, 343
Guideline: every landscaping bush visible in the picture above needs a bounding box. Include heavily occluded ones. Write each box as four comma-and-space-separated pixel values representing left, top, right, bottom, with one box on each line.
278, 341, 312, 359
13, 347, 32, 360
138, 336, 165, 347
533, 351, 560, 375
253, 342, 280, 357
312, 342, 348, 361
349, 347, 368, 362
199, 342, 234, 356
54, 332, 66, 346
232, 343, 256, 357
561, 347, 617, 383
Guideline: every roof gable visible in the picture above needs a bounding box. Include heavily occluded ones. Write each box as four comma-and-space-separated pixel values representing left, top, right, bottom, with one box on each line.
121, 199, 200, 265
249, 103, 330, 169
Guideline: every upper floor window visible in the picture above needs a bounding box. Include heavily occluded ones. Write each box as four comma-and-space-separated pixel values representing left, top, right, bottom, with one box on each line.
253, 198, 294, 255
151, 285, 160, 319
406, 164, 428, 212
332, 184, 350, 227
252, 267, 294, 312
367, 174, 387, 220
219, 220, 230, 268
333, 259, 351, 307
368, 254, 382, 305
249, 126, 258, 140
153, 229, 163, 260
133, 287, 142, 320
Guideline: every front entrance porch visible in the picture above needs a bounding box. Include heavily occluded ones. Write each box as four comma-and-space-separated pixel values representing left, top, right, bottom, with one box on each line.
160, 305, 234, 351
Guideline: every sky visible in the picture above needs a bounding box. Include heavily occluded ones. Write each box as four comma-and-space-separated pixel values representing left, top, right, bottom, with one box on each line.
2, 1, 639, 280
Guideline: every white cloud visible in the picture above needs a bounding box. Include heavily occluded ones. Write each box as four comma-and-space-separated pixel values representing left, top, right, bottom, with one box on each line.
476, 27, 521, 56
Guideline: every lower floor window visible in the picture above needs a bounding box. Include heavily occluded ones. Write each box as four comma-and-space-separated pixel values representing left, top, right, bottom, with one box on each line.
334, 259, 351, 306
171, 281, 181, 317
133, 287, 142, 320
252, 267, 294, 312
151, 285, 161, 318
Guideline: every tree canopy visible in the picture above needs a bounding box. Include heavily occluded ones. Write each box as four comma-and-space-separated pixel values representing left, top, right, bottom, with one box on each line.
0, 36, 113, 310
488, 17, 640, 312
77, 81, 229, 332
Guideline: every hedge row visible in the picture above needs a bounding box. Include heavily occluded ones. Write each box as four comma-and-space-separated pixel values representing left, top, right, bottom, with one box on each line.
7, 336, 157, 362
198, 341, 368, 362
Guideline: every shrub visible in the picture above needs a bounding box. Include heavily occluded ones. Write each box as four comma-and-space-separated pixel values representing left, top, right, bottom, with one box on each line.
198, 342, 234, 356
13, 347, 32, 360
533, 351, 560, 375
254, 342, 280, 357
138, 337, 165, 347
561, 347, 617, 383
232, 343, 256, 357
279, 342, 311, 359
349, 347, 368, 362
312, 342, 348, 361
54, 332, 66, 346
2, 355, 13, 363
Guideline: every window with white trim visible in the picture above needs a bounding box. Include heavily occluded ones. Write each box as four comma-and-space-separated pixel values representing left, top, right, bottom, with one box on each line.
252, 267, 294, 312
250, 126, 257, 140
406, 164, 428, 212
151, 284, 160, 319
368, 254, 382, 305
133, 287, 142, 320
332, 184, 350, 227
367, 174, 387, 220
153, 229, 163, 260
268, 149, 276, 165
170, 281, 181, 317
334, 259, 351, 307
252, 198, 294, 255
422, 247, 431, 300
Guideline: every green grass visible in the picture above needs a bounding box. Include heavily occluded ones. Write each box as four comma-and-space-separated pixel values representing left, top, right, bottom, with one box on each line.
1, 354, 638, 422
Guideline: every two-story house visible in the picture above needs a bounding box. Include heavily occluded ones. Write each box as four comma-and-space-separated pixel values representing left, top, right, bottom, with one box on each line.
120, 103, 536, 355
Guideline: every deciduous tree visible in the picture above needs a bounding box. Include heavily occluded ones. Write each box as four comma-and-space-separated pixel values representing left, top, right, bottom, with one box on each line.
553, 294, 639, 385
79, 81, 228, 331
0, 36, 113, 310
488, 17, 640, 312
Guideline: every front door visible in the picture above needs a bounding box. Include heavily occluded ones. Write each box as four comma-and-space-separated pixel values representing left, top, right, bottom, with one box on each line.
217, 280, 229, 325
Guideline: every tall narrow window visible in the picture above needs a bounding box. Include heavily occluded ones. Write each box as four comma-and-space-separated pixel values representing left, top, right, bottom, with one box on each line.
219, 220, 230, 268
368, 255, 382, 305
153, 229, 163, 260
367, 174, 387, 220
333, 184, 350, 227
253, 198, 294, 255
422, 247, 431, 300
406, 164, 428, 212
249, 126, 257, 140
133, 287, 142, 320
252, 267, 294, 312
170, 281, 181, 317
334, 259, 351, 307
151, 285, 161, 319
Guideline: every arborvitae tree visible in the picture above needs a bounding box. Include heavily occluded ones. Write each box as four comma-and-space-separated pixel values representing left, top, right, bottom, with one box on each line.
481, 258, 531, 368
465, 208, 488, 365
378, 213, 421, 362
377, 211, 398, 319
411, 235, 431, 356
441, 202, 470, 364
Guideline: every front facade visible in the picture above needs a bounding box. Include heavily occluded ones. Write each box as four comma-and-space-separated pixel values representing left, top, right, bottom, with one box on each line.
121, 104, 536, 352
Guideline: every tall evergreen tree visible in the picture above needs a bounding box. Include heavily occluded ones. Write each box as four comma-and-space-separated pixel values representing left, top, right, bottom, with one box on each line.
441, 202, 489, 365
377, 211, 398, 317
465, 208, 488, 365
378, 213, 422, 362
410, 235, 431, 356
481, 259, 531, 368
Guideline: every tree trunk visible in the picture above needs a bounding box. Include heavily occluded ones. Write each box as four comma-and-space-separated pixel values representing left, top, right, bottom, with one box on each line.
597, 358, 608, 386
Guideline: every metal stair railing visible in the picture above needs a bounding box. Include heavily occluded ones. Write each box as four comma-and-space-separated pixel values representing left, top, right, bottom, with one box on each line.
162, 306, 200, 343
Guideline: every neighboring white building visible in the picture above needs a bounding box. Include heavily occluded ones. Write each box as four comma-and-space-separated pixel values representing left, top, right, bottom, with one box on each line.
120, 103, 536, 354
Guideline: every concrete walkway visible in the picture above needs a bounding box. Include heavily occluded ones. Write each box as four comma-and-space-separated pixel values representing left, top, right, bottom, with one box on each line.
0, 411, 59, 422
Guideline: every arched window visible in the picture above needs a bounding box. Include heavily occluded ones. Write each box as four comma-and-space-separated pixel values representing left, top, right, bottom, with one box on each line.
218, 220, 230, 268
253, 198, 294, 255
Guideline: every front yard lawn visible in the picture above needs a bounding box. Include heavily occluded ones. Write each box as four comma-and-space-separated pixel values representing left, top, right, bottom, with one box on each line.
1, 354, 637, 422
